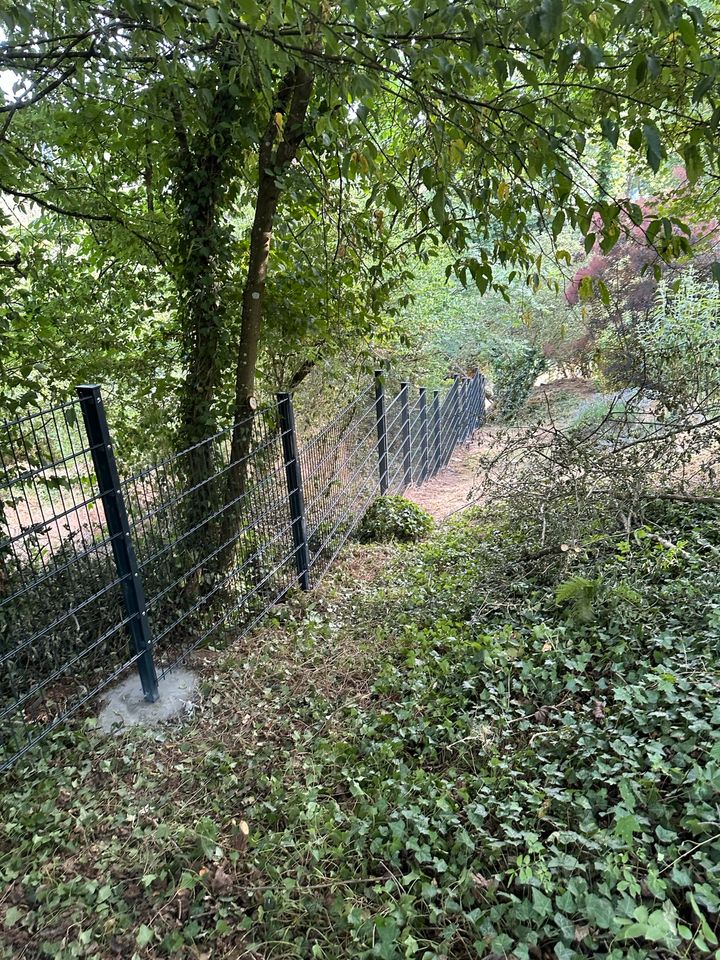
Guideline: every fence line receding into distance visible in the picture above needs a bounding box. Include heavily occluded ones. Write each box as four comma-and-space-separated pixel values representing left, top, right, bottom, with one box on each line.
0, 371, 486, 768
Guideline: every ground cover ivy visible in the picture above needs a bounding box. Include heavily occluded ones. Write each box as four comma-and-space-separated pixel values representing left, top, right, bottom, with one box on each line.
0, 507, 718, 959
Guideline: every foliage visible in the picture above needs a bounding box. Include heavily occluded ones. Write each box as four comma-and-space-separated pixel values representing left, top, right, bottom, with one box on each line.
3, 0, 720, 448
356, 495, 434, 544
1, 503, 720, 958
477, 350, 720, 554
565, 392, 631, 436
564, 181, 719, 380
566, 197, 718, 321
489, 341, 548, 419
597, 272, 720, 413
0, 218, 179, 455
393, 250, 584, 388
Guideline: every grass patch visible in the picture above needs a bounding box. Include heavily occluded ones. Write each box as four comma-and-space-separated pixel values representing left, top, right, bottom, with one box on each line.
1, 509, 719, 958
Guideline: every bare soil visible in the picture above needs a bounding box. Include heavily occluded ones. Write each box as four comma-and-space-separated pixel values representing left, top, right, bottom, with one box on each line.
406, 378, 601, 522
406, 443, 486, 521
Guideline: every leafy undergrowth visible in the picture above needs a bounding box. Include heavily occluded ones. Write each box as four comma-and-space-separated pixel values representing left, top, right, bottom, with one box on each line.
1, 509, 720, 959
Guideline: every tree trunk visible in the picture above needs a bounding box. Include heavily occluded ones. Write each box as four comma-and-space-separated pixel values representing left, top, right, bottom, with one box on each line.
170, 86, 241, 592
228, 68, 314, 495
173, 87, 237, 482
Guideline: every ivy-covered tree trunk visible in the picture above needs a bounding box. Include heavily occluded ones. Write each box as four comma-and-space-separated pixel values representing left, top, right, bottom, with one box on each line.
171, 86, 241, 584
173, 87, 238, 477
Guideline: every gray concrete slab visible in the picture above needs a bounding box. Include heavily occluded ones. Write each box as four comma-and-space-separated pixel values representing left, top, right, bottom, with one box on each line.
97, 667, 198, 733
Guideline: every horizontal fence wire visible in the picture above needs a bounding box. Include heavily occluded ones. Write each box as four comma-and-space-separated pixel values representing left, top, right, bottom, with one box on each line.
0, 372, 485, 769
121, 404, 299, 679
298, 384, 379, 582
0, 400, 135, 766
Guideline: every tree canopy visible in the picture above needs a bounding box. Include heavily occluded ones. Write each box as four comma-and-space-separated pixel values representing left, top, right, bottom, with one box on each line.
2, 0, 720, 449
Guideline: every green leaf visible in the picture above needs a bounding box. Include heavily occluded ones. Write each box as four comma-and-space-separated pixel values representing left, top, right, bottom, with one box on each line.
386, 183, 404, 211
539, 0, 563, 36
431, 188, 446, 224
683, 144, 702, 184
643, 123, 663, 173
585, 894, 616, 929
629, 127, 643, 151
601, 118, 619, 148
97, 884, 113, 903
532, 887, 553, 917
554, 911, 574, 940
692, 75, 714, 103
3, 906, 22, 929
136, 924, 155, 947
577, 275, 594, 301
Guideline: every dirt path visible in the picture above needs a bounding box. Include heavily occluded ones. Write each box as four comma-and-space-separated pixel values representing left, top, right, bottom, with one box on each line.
406, 440, 486, 521
406, 378, 601, 522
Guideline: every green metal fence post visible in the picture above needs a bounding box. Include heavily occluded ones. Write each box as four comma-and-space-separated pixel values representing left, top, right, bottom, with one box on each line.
76, 385, 159, 702
374, 371, 390, 494
277, 392, 311, 591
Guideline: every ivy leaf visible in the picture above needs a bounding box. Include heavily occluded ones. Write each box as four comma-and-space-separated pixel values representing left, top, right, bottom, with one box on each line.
585, 894, 616, 930
615, 812, 641, 843
532, 887, 553, 917
3, 906, 22, 929
618, 908, 678, 943
554, 911, 575, 939
136, 924, 155, 947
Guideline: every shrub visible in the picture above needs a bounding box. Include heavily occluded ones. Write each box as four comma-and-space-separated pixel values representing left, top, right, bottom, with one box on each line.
565, 390, 632, 437
356, 495, 434, 543
490, 341, 547, 419
597, 271, 720, 413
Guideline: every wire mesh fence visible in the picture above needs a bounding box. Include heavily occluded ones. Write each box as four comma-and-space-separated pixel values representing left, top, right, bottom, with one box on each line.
0, 370, 486, 769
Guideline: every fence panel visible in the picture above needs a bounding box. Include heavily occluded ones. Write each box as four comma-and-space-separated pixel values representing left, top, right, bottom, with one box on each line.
297, 384, 379, 583
0, 400, 141, 766
385, 385, 410, 494
121, 404, 298, 680
0, 369, 486, 768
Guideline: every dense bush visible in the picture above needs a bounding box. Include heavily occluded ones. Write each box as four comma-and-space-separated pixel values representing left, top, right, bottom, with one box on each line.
597, 272, 720, 413
356, 495, 434, 543
490, 341, 547, 419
